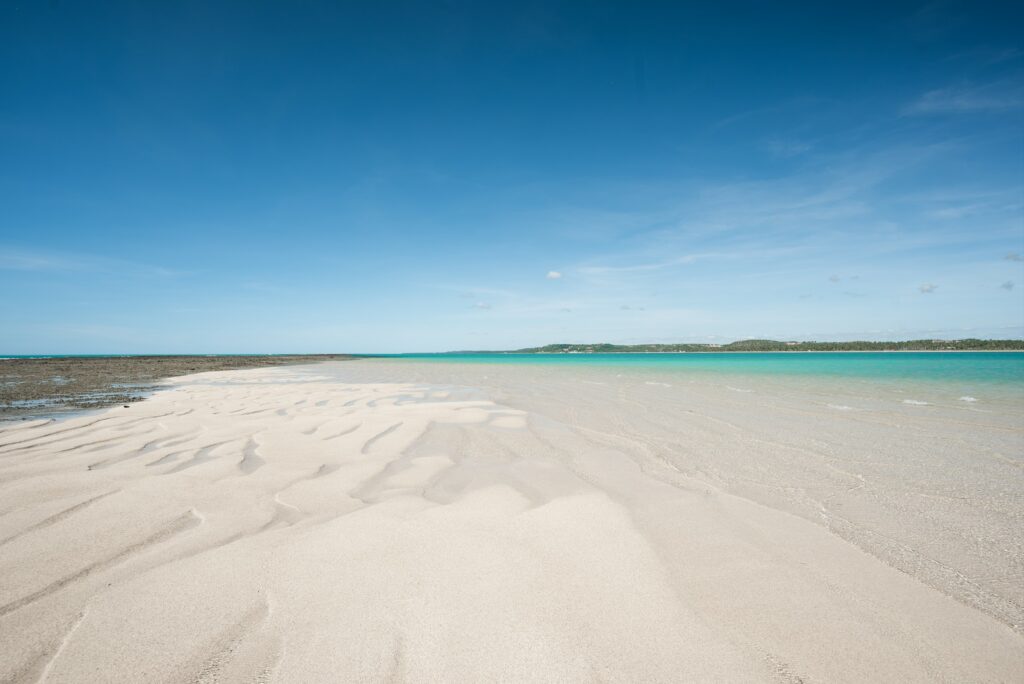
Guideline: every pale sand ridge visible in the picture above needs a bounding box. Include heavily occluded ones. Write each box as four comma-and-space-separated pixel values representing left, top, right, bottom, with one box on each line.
0, 361, 1021, 682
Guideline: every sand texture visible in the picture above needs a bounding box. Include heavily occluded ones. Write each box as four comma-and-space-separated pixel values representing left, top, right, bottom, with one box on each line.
0, 361, 1021, 682
0, 355, 355, 419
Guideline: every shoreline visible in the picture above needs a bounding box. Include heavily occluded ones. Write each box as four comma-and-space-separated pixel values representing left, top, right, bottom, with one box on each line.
6, 352, 1021, 422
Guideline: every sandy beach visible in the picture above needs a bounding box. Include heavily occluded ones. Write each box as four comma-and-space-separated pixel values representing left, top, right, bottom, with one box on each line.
1, 360, 1021, 682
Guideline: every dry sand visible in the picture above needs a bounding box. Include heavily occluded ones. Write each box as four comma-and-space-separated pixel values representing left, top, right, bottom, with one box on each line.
0, 360, 1021, 682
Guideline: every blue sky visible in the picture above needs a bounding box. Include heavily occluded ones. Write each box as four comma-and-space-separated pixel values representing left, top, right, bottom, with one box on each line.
1, 1, 1022, 353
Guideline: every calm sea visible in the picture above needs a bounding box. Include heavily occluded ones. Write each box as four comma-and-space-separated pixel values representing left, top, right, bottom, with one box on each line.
382, 352, 1024, 386
5, 351, 1023, 386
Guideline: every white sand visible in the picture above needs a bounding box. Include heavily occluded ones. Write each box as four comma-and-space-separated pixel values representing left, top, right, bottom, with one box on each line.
0, 361, 1021, 682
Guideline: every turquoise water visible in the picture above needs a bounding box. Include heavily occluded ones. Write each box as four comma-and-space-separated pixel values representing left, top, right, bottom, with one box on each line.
380, 352, 1024, 386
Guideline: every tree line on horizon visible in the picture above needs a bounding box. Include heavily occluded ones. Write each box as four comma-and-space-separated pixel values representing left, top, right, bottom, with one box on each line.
502, 339, 1024, 353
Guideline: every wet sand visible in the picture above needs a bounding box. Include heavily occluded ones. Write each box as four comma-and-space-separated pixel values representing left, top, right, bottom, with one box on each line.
0, 360, 1021, 682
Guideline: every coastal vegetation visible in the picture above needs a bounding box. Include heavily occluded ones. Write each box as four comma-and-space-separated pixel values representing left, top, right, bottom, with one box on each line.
511, 339, 1024, 353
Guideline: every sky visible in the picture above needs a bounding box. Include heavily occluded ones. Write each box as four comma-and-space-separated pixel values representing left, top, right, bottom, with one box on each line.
1, 1, 1022, 353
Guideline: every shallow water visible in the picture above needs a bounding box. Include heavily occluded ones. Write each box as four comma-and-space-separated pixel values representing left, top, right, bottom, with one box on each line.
324, 357, 1024, 630
384, 351, 1024, 385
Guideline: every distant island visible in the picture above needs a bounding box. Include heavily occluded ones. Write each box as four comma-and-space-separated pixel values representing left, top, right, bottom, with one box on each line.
501, 339, 1024, 353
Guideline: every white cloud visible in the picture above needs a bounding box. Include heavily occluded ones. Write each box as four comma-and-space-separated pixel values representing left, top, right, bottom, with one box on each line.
919, 283, 938, 294
473, 302, 492, 310
546, 270, 562, 279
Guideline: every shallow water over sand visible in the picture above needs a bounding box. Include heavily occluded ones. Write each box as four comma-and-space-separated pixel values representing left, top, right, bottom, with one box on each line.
333, 359, 1024, 628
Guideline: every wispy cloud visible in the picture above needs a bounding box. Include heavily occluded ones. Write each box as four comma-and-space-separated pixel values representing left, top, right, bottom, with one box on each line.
1001, 281, 1014, 291
903, 81, 1024, 115
441, 285, 517, 300
944, 46, 1024, 66
710, 96, 829, 131
241, 281, 288, 293
408, 119, 1016, 348
578, 254, 698, 276
0, 246, 187, 278
568, 144, 958, 287
546, 270, 562, 279
897, 187, 1022, 224
0, 248, 95, 272
1006, 252, 1023, 262
763, 138, 814, 158
927, 205, 980, 219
